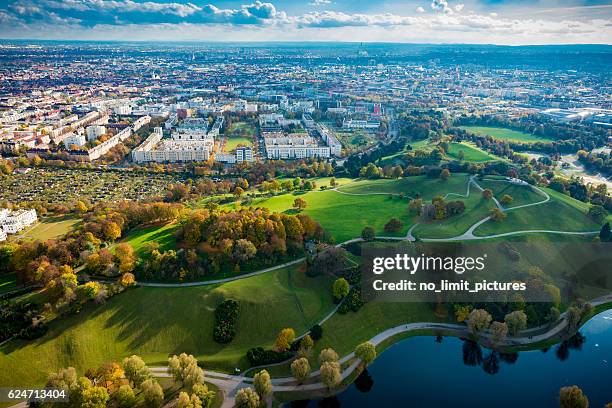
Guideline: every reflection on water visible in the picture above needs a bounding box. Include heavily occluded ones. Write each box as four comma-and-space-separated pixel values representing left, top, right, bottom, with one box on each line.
292, 309, 612, 408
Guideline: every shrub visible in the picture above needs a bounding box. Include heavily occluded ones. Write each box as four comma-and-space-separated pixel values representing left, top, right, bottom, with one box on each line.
246, 347, 293, 367
338, 286, 364, 314
309, 324, 323, 340
213, 299, 239, 344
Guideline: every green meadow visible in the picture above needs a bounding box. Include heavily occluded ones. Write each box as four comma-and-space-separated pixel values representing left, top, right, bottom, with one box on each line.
0, 264, 334, 388
459, 126, 554, 143
224, 122, 255, 151
474, 188, 608, 236
230, 190, 413, 243
445, 142, 498, 162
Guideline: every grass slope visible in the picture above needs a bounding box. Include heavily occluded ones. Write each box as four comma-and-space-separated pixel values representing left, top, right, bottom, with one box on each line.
13, 215, 81, 241
336, 174, 469, 199
231, 191, 414, 243
459, 126, 553, 143
445, 142, 497, 162
474, 188, 607, 236
412, 193, 495, 239
0, 264, 334, 388
478, 178, 547, 208
121, 222, 178, 256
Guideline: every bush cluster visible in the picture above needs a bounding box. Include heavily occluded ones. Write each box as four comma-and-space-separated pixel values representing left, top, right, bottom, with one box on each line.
246, 347, 293, 367
213, 300, 239, 344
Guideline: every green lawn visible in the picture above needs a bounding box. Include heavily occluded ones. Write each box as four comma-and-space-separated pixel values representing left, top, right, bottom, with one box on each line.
13, 215, 81, 241
336, 174, 470, 199
120, 222, 178, 256
229, 190, 414, 243
445, 142, 497, 162
224, 122, 255, 152
412, 193, 495, 239
459, 126, 554, 143
224, 136, 253, 152
474, 188, 608, 236
0, 264, 334, 389
478, 178, 548, 208
226, 175, 475, 242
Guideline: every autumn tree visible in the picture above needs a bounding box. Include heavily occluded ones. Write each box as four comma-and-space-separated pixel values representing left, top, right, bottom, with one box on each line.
361, 226, 375, 241
559, 385, 589, 408
293, 198, 308, 212
273, 328, 296, 352
120, 272, 136, 287
318, 348, 339, 364
232, 239, 257, 263
490, 321, 509, 345
253, 369, 272, 399
291, 357, 311, 383
467, 309, 492, 336
355, 342, 376, 366
114, 243, 136, 273
234, 387, 259, 408
114, 384, 136, 408
103, 221, 122, 241
141, 379, 164, 407
332, 277, 350, 301
490, 208, 507, 222
482, 188, 493, 200
440, 168, 451, 180
177, 391, 202, 408
168, 353, 205, 392
122, 355, 151, 388
504, 310, 527, 336
384, 217, 403, 232
320, 361, 342, 389
408, 198, 423, 215
501, 194, 513, 205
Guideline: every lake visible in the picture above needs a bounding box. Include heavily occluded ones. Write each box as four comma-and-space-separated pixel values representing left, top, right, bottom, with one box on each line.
293, 309, 612, 407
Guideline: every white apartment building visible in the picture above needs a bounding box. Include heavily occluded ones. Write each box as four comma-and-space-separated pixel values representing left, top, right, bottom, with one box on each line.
132, 127, 213, 163
64, 133, 87, 148
1, 209, 37, 234
342, 118, 381, 129
0, 227, 6, 242
114, 105, 132, 115
236, 146, 254, 162
264, 133, 330, 160
86, 125, 106, 141
316, 124, 342, 156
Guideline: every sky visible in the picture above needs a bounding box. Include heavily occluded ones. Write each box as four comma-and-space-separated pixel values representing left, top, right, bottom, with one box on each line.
0, 0, 611, 44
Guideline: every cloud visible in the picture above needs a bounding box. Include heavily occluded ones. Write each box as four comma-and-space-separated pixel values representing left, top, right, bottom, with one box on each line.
0, 0, 610, 44
309, 0, 331, 6
295, 11, 416, 28
431, 0, 453, 14
5, 0, 286, 26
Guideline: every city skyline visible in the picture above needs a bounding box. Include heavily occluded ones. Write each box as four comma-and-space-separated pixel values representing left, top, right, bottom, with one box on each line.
0, 0, 611, 44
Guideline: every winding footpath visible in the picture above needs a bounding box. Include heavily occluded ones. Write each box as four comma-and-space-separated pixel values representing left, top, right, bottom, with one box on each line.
147, 294, 612, 407
128, 176, 598, 288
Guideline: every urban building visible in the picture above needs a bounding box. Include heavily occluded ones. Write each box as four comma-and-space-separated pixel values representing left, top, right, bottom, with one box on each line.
1, 209, 37, 234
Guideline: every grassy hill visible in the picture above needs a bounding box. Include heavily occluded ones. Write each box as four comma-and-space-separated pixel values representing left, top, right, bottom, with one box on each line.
474, 188, 608, 236
229, 190, 414, 243
459, 126, 554, 143
0, 264, 333, 388
445, 142, 498, 162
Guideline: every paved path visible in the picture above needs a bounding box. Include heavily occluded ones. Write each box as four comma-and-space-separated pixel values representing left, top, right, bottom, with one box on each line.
118, 175, 599, 288
146, 294, 611, 407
